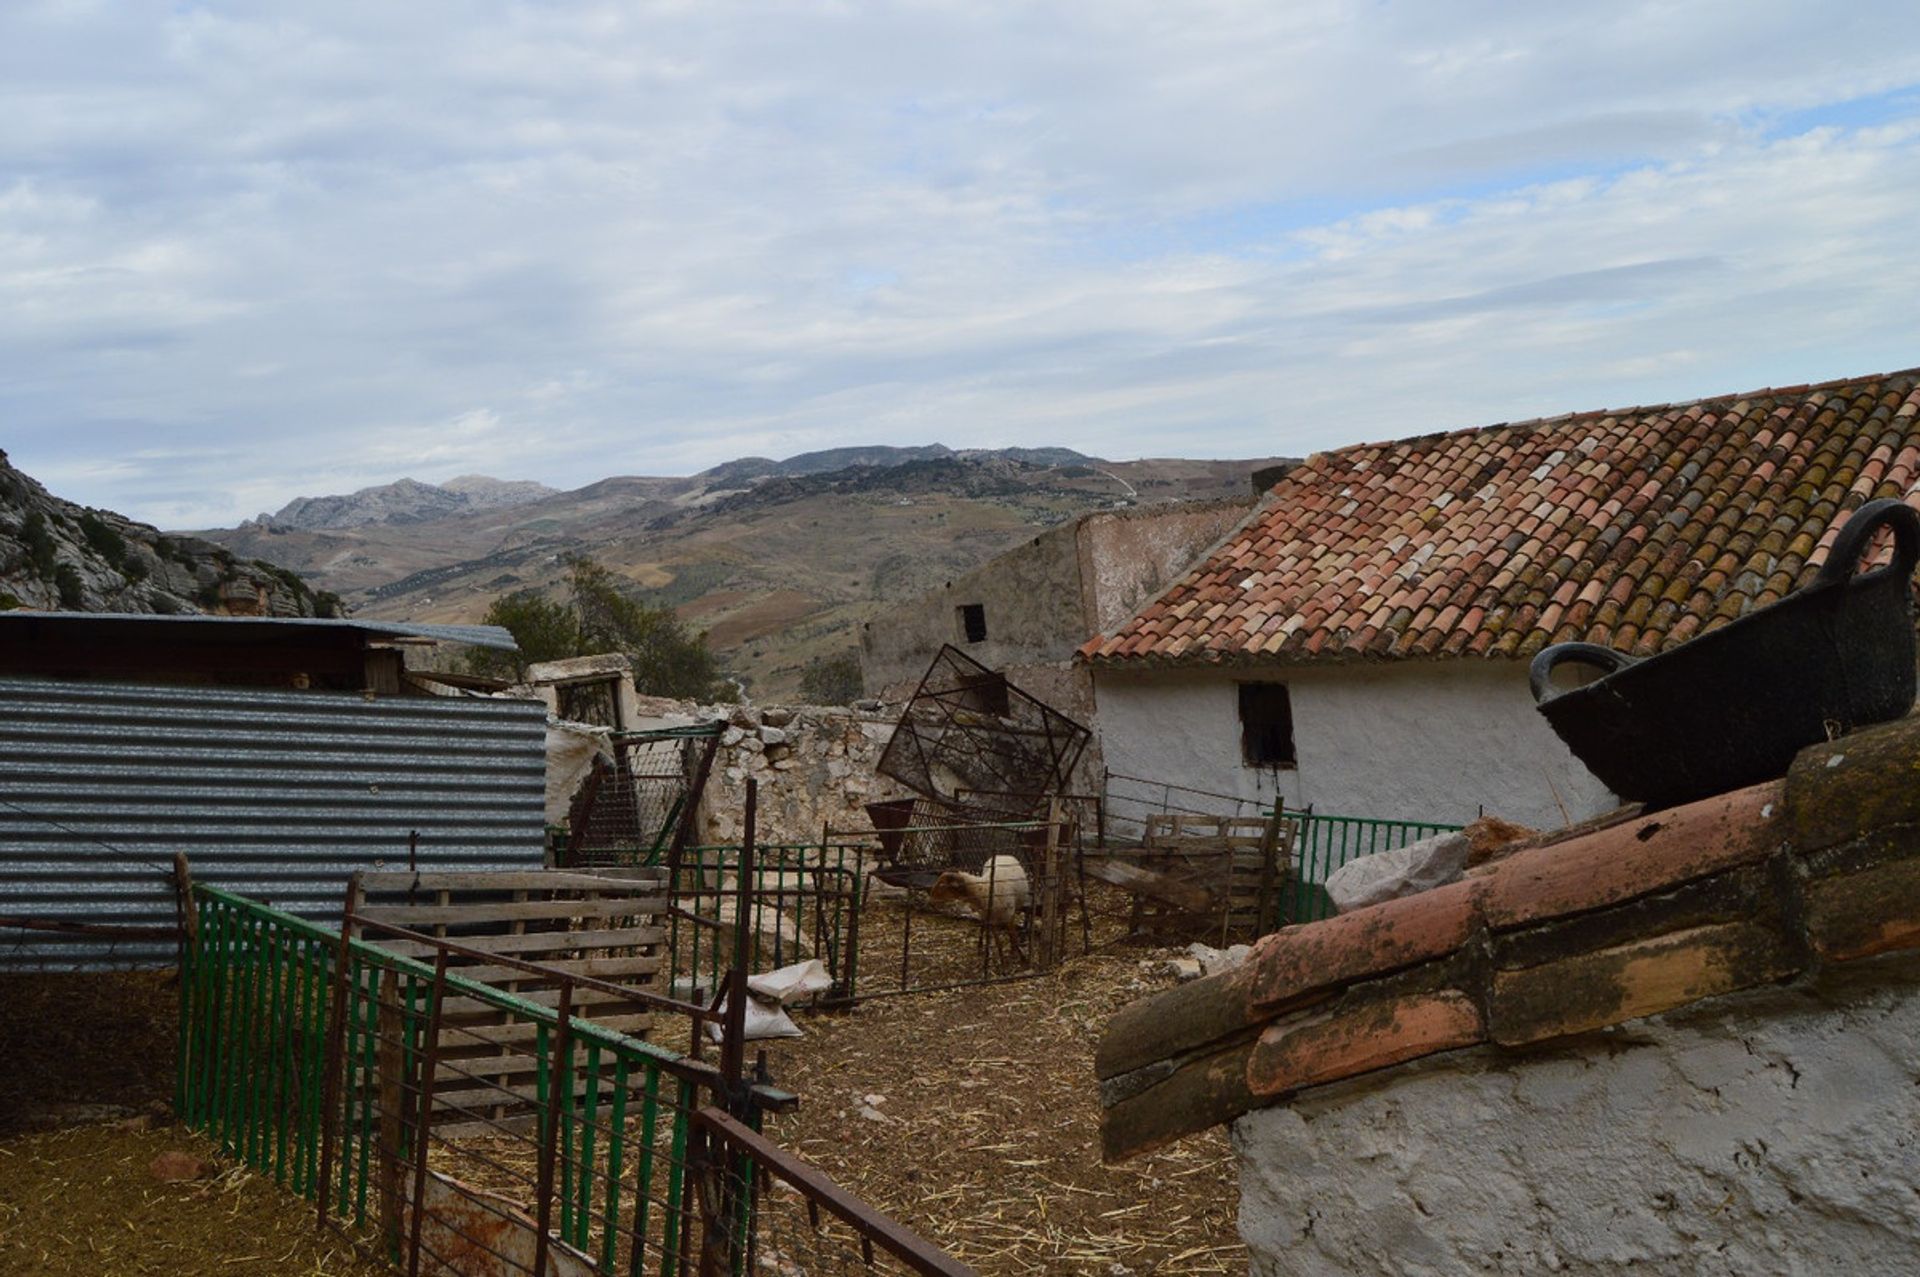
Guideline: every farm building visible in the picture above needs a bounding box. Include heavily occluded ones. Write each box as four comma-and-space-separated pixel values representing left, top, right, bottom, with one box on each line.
860, 496, 1262, 719
0, 611, 548, 968
1081, 367, 1920, 832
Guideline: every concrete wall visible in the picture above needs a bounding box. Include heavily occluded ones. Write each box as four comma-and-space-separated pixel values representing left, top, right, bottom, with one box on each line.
1232, 955, 1920, 1276
1076, 498, 1254, 635
859, 520, 1087, 694
1091, 659, 1616, 831
859, 499, 1254, 696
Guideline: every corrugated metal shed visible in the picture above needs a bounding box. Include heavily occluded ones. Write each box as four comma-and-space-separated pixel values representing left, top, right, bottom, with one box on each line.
0, 612, 523, 651
0, 677, 548, 970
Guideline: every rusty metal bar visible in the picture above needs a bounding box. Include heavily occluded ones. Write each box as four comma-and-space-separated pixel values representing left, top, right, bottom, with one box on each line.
315, 876, 359, 1232
405, 951, 450, 1277
0, 914, 182, 940
692, 1107, 979, 1277
532, 983, 573, 1277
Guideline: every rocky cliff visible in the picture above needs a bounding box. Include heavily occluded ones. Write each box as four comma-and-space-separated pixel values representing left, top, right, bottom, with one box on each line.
0, 450, 329, 617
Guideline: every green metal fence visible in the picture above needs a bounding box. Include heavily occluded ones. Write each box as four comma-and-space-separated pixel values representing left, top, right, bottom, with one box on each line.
176, 883, 714, 1274
664, 841, 870, 1007
1284, 812, 1466, 925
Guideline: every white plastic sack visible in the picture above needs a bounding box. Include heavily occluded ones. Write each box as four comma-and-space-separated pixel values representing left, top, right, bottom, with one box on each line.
747, 959, 833, 1005
703, 959, 834, 1043
1324, 831, 1470, 913
544, 720, 613, 826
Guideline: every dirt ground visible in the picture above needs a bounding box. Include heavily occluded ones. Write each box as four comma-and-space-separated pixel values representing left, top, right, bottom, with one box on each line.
756, 901, 1247, 1276
0, 1123, 385, 1276
0, 972, 381, 1274
0, 893, 1243, 1276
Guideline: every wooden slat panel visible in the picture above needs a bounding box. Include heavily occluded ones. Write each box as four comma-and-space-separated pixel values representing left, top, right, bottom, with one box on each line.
445, 1013, 653, 1046
438, 983, 657, 1018
372, 924, 667, 959
445, 953, 661, 987
358, 869, 665, 893
358, 896, 667, 927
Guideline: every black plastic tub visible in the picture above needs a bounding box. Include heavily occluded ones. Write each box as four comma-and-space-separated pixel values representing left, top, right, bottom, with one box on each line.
1530, 498, 1920, 810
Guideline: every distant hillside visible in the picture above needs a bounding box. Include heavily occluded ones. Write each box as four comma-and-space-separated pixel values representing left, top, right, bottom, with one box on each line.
199, 446, 1289, 698
0, 451, 326, 617
252, 474, 560, 531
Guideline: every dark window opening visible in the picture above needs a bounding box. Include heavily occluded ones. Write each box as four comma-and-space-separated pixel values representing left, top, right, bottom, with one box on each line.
955, 670, 1011, 717
957, 603, 988, 644
558, 676, 624, 729
1239, 682, 1296, 768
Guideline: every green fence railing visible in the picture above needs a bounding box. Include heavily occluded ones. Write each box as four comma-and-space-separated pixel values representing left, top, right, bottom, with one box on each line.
176, 884, 714, 1274
1284, 812, 1466, 925
664, 841, 871, 1006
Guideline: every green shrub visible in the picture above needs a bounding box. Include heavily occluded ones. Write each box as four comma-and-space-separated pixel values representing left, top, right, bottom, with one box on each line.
77, 512, 127, 566
55, 564, 86, 609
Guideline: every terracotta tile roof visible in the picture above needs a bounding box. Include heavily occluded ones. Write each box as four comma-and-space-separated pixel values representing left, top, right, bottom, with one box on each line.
1095, 713, 1920, 1160
1082, 367, 1920, 666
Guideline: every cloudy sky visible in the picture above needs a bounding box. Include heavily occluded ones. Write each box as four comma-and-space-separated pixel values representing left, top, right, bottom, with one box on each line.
4, 2, 1920, 528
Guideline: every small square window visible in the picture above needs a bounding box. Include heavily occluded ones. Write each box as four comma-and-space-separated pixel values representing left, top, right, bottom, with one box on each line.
1239, 682, 1296, 768
956, 603, 988, 643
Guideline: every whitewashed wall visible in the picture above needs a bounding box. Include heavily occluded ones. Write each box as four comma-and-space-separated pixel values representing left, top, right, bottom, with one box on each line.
1091, 659, 1615, 831
1232, 959, 1920, 1276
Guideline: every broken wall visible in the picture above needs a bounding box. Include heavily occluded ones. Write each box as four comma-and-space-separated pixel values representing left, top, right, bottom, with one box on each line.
623, 694, 904, 847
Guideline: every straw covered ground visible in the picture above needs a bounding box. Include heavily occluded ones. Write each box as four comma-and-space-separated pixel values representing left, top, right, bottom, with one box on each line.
753, 894, 1246, 1276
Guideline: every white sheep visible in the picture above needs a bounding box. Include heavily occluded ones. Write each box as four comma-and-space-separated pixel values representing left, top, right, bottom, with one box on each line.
928, 854, 1032, 966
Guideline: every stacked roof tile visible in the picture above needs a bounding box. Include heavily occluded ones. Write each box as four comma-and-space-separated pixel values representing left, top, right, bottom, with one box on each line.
1082, 367, 1920, 666
1097, 714, 1920, 1160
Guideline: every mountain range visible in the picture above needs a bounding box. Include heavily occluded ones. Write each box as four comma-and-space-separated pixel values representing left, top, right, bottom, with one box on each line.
179, 443, 1287, 698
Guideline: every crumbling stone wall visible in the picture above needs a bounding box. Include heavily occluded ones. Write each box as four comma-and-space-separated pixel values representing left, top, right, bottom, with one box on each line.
1232, 955, 1920, 1276
624, 695, 904, 847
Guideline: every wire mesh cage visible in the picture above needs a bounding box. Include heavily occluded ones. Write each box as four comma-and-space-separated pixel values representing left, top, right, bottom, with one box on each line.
875, 647, 1090, 823
563, 724, 722, 868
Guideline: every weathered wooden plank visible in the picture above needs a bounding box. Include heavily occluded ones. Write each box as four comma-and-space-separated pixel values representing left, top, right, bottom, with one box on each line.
371, 926, 667, 959
437, 983, 656, 1019
442, 1013, 653, 1047
358, 896, 668, 927
1083, 857, 1215, 913
443, 954, 661, 988
358, 869, 665, 893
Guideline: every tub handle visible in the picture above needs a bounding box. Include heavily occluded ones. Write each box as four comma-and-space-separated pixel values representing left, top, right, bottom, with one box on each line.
1815, 497, 1920, 589
1529, 642, 1639, 705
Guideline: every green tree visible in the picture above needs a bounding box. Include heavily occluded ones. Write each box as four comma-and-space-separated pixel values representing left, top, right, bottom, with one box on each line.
471, 557, 730, 700
798, 650, 864, 704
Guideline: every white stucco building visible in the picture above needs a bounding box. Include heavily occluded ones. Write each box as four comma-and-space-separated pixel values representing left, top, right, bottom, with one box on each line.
1080, 367, 1920, 832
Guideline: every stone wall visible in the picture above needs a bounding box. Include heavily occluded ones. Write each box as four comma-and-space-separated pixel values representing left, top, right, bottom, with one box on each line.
858, 498, 1254, 696
1233, 955, 1920, 1275
626, 695, 906, 848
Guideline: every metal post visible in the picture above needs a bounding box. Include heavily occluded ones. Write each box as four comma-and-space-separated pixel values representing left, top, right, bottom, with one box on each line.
533, 984, 574, 1277
405, 952, 449, 1277
316, 876, 359, 1232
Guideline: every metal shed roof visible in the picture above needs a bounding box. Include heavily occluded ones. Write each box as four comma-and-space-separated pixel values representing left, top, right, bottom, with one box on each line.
0, 611, 521, 651
0, 676, 548, 970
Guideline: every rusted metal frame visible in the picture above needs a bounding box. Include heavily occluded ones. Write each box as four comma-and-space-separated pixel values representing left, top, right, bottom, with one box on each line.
316, 876, 360, 1232
404, 952, 450, 1277
347, 911, 715, 1026
692, 1107, 979, 1277
532, 983, 574, 1277
0, 913, 183, 940
664, 728, 724, 882
564, 760, 609, 868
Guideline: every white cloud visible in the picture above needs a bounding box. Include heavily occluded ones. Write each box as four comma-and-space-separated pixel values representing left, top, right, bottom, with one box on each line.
1, 2, 1919, 526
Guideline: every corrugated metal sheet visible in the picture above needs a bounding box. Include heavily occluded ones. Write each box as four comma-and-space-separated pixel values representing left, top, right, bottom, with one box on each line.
0, 612, 522, 650
0, 677, 548, 970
